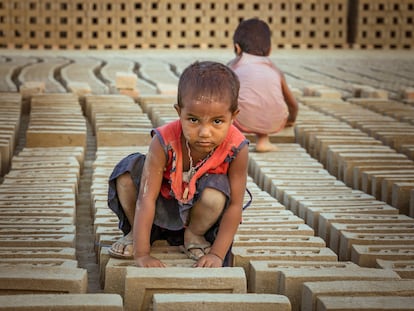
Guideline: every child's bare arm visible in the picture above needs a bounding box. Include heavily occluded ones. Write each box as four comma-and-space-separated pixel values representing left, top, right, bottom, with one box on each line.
208, 144, 249, 262
133, 136, 166, 267
280, 74, 298, 125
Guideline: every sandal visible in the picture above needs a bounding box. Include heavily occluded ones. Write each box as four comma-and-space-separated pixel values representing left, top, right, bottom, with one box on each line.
180, 242, 211, 261
108, 235, 134, 259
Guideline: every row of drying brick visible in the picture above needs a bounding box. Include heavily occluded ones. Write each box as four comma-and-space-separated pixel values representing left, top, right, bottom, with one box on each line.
86, 100, 410, 311
297, 96, 414, 216
0, 93, 21, 176
1, 54, 170, 97
0, 145, 88, 294
93, 147, 408, 310
0, 93, 128, 308
248, 144, 414, 266
0, 94, 410, 310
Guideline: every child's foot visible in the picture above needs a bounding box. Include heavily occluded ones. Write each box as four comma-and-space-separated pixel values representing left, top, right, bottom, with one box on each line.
108, 232, 134, 259
255, 142, 278, 152
182, 228, 211, 260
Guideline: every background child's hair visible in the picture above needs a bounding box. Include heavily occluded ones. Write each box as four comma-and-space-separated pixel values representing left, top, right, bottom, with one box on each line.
233, 18, 271, 56
177, 61, 239, 113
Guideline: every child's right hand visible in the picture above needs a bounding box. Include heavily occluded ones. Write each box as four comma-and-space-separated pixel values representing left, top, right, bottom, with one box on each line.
135, 255, 166, 267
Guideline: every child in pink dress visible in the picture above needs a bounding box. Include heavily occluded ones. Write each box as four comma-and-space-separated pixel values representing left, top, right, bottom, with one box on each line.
228, 18, 298, 152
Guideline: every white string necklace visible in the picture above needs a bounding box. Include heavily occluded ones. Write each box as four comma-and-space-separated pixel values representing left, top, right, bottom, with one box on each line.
183, 139, 214, 184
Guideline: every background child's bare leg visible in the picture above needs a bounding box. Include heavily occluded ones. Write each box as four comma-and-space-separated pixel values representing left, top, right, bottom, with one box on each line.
185, 188, 226, 258
111, 172, 137, 256
255, 133, 278, 152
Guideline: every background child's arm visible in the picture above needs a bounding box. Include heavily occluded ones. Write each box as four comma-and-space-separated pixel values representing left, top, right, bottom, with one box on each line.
133, 136, 167, 267
280, 73, 298, 126
208, 144, 249, 262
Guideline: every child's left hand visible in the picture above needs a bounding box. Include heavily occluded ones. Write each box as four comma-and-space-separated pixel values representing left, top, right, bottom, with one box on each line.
193, 253, 223, 268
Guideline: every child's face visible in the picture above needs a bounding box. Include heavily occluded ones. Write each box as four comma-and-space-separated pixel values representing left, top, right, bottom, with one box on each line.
176, 98, 238, 155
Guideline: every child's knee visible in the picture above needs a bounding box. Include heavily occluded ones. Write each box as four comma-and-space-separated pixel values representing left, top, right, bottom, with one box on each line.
116, 172, 134, 189
199, 188, 226, 213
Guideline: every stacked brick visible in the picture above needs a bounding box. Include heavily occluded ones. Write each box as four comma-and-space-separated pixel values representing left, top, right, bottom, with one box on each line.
0, 0, 349, 50
298, 96, 414, 216
84, 95, 153, 147
349, 0, 414, 49
0, 93, 21, 176
26, 93, 87, 148
0, 54, 414, 309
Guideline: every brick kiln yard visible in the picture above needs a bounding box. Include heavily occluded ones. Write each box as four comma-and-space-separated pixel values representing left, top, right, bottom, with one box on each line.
0, 49, 414, 310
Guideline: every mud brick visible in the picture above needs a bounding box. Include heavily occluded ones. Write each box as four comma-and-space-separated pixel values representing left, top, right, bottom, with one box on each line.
0, 215, 74, 225
0, 246, 76, 259
124, 267, 246, 311
26, 130, 87, 148
279, 266, 400, 311
336, 153, 406, 181
243, 201, 286, 211
360, 169, 414, 195
376, 259, 414, 279
343, 159, 413, 187
233, 235, 326, 248
236, 224, 314, 236
11, 157, 80, 171
0, 257, 78, 268
0, 199, 76, 210
255, 166, 330, 189
330, 223, 414, 255
249, 260, 358, 294
380, 178, 414, 205
118, 88, 140, 100
392, 182, 414, 215
314, 138, 381, 165
0, 186, 75, 196
360, 87, 389, 99
269, 180, 344, 202
316, 296, 414, 311
67, 82, 92, 98
152, 293, 291, 311
96, 128, 151, 147
101, 245, 192, 289
329, 151, 405, 179
19, 81, 45, 98
304, 202, 397, 233
284, 190, 362, 212
351, 160, 414, 188
401, 87, 414, 100
266, 177, 338, 201
0, 233, 75, 248
0, 266, 87, 294
1, 180, 78, 197
293, 191, 375, 216
411, 189, 414, 217
115, 72, 138, 90
302, 279, 414, 311
352, 245, 414, 267
0, 293, 123, 310
5, 168, 81, 183
318, 213, 414, 243
240, 215, 304, 225
339, 231, 414, 261
232, 246, 337, 274
105, 255, 194, 296
0, 207, 75, 219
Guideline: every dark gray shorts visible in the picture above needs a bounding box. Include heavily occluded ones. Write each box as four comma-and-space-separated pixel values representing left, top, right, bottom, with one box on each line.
107, 152, 230, 239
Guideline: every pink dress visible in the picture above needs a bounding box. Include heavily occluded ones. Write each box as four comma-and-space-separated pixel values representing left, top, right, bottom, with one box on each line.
229, 53, 288, 134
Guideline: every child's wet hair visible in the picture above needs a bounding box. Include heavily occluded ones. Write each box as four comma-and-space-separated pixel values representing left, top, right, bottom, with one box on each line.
233, 18, 271, 56
177, 61, 240, 113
